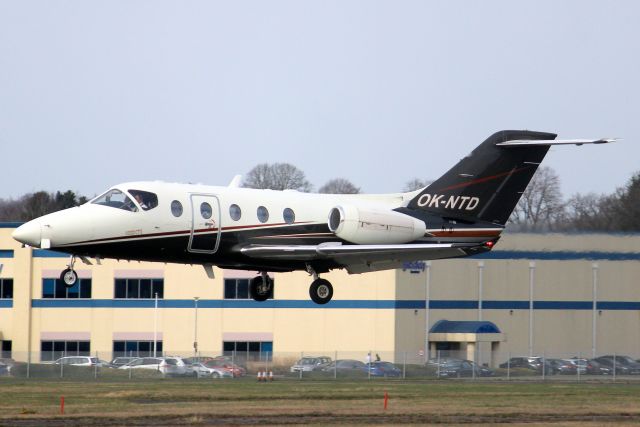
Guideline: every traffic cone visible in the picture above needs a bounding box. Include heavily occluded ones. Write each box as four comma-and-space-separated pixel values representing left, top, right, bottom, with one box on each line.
269, 371, 274, 381
257, 371, 262, 382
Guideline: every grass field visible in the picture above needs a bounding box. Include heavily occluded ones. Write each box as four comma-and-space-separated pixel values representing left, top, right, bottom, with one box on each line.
1, 377, 640, 426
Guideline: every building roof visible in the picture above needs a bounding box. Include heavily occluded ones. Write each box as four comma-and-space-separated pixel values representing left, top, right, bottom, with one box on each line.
429, 320, 501, 334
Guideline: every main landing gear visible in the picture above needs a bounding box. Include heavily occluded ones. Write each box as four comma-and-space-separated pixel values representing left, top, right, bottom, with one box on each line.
307, 265, 333, 305
250, 266, 334, 305
250, 272, 273, 302
60, 255, 78, 288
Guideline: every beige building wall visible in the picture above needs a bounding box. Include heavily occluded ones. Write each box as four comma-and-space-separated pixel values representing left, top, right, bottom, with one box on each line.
1, 226, 640, 364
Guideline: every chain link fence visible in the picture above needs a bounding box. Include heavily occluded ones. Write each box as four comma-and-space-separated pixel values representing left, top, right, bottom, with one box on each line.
1, 349, 638, 381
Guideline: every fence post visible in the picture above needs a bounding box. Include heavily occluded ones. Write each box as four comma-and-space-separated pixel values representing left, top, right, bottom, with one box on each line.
437, 350, 440, 378
613, 353, 616, 382
368, 350, 371, 381
94, 351, 98, 380
577, 352, 580, 382
26, 353, 31, 379
507, 351, 510, 381
403, 352, 407, 379
299, 351, 303, 380
60, 360, 64, 379
542, 351, 545, 381
334, 350, 337, 380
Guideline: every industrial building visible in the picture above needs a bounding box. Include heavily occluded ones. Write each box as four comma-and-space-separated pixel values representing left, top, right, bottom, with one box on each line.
1, 223, 639, 366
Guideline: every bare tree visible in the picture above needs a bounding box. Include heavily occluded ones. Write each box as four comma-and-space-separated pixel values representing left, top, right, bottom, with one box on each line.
611, 172, 640, 231
563, 193, 616, 231
0, 190, 86, 221
403, 178, 433, 192
243, 163, 312, 192
318, 178, 360, 194
509, 166, 565, 231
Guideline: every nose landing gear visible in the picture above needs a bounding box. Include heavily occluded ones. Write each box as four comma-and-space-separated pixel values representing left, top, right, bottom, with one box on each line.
306, 265, 333, 305
250, 272, 273, 302
60, 255, 78, 288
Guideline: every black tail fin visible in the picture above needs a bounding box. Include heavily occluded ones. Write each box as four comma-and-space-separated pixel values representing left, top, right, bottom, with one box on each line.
407, 130, 556, 225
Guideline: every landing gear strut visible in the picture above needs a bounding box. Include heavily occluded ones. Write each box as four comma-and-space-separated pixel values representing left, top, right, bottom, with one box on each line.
250, 272, 273, 302
306, 265, 333, 305
60, 255, 78, 288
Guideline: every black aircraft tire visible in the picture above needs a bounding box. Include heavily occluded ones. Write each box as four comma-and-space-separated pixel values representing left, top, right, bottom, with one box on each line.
250, 276, 272, 302
60, 268, 78, 288
309, 279, 333, 305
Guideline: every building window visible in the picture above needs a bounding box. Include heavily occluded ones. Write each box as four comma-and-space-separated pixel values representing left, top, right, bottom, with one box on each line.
42, 278, 91, 299
1, 340, 11, 359
113, 340, 163, 358
0, 279, 13, 299
224, 278, 249, 299
224, 278, 273, 299
223, 341, 273, 361
40, 340, 90, 362
114, 279, 164, 299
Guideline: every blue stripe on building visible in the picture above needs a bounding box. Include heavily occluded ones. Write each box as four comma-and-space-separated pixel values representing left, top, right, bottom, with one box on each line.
0, 222, 24, 228
33, 250, 70, 258
0, 300, 12, 308
472, 250, 640, 261
0, 250, 14, 258
28, 299, 640, 311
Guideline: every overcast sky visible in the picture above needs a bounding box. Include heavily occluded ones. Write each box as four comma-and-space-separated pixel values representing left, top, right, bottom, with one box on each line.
0, 1, 637, 200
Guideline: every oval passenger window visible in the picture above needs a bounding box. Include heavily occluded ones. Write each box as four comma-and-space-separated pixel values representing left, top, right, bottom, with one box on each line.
171, 200, 183, 217
201, 202, 213, 219
257, 206, 269, 223
283, 208, 295, 224
229, 204, 241, 221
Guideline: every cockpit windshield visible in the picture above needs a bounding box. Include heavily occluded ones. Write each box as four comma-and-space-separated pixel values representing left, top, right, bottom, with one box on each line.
128, 190, 158, 211
92, 189, 139, 212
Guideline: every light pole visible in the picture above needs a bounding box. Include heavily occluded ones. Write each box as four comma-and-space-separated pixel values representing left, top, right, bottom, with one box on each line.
153, 292, 158, 357
478, 261, 484, 321
425, 261, 431, 362
528, 261, 535, 357
592, 263, 599, 358
193, 297, 200, 358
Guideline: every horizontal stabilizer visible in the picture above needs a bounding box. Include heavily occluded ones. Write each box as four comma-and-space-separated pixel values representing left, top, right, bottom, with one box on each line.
496, 138, 617, 147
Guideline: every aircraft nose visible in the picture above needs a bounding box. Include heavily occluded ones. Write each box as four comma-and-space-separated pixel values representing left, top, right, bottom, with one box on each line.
12, 220, 42, 247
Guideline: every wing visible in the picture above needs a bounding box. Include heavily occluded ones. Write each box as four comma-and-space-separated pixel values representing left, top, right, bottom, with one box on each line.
240, 242, 482, 274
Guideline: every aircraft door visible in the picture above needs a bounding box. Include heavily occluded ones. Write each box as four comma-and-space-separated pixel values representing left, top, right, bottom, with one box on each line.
188, 194, 221, 253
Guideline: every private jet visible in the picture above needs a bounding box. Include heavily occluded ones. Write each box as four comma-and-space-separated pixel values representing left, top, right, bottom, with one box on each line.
12, 130, 613, 304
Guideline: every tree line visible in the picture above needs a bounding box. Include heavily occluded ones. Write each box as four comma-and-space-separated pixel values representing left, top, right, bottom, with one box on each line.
1, 162, 638, 232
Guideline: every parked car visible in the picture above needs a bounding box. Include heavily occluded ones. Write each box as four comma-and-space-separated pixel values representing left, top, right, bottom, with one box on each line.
119, 357, 162, 370
321, 359, 366, 373
592, 355, 640, 375
188, 362, 233, 378
120, 356, 187, 375
362, 361, 402, 377
499, 357, 553, 374
0, 358, 16, 376
159, 356, 188, 376
584, 359, 612, 375
546, 358, 578, 375
109, 357, 138, 368
290, 356, 332, 372
204, 361, 246, 377
428, 358, 493, 378
52, 356, 108, 367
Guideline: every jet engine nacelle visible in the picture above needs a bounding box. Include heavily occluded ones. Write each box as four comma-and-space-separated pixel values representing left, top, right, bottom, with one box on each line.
327, 205, 426, 244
